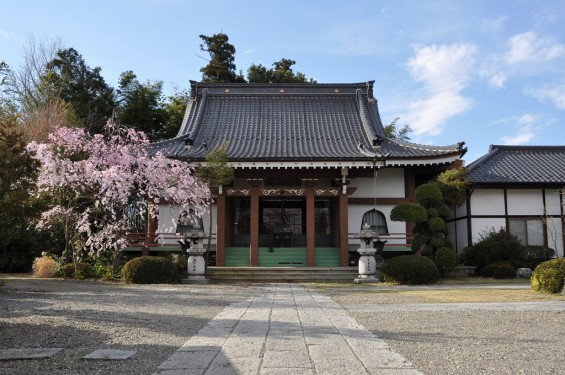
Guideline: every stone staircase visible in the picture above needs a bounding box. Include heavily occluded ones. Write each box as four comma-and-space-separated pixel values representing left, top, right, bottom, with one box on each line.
205, 266, 359, 282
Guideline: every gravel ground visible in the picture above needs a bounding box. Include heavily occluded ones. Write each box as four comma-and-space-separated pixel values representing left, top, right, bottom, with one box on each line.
2, 278, 564, 375
0, 277, 264, 375
328, 289, 565, 375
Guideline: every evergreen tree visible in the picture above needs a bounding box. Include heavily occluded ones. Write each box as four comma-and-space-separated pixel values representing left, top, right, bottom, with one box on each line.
199, 33, 245, 83
116, 70, 165, 141
42, 48, 115, 132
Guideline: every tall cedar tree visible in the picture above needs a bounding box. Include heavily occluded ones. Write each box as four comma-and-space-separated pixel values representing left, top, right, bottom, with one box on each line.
42, 48, 115, 132
199, 33, 245, 83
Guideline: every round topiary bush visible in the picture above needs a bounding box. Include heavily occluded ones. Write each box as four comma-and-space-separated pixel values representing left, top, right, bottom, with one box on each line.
428, 217, 446, 233
531, 258, 565, 294
121, 256, 178, 284
381, 255, 439, 285
493, 263, 516, 279
434, 247, 457, 276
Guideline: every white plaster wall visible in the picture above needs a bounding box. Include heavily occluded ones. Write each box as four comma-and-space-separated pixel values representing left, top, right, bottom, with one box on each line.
348, 204, 406, 245
158, 204, 182, 234
455, 218, 469, 252
350, 168, 405, 198
507, 189, 543, 216
455, 202, 467, 217
470, 218, 506, 244
545, 189, 562, 216
470, 189, 505, 215
546, 217, 564, 257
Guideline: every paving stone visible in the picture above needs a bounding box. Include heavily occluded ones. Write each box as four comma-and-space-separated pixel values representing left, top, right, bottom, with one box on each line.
157, 350, 217, 370
156, 284, 423, 375
0, 348, 64, 360
152, 369, 205, 375
82, 349, 136, 360
260, 368, 314, 375
207, 353, 260, 374
261, 349, 312, 369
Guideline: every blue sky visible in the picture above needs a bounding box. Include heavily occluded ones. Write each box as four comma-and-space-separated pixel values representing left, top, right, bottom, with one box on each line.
2, 0, 564, 162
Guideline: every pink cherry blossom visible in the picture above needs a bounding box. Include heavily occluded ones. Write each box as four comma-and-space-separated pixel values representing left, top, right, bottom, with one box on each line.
27, 120, 209, 258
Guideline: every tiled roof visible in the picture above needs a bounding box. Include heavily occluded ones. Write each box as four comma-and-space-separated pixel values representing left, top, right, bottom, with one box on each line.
467, 145, 565, 184
150, 81, 465, 165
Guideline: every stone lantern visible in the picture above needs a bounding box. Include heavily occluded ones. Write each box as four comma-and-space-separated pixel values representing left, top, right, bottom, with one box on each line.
178, 223, 207, 283
354, 223, 380, 283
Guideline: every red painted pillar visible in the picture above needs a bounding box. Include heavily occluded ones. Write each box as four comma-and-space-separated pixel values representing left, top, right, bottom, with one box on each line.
216, 193, 226, 266
306, 188, 315, 266
339, 193, 349, 266
143, 201, 158, 256
249, 187, 259, 266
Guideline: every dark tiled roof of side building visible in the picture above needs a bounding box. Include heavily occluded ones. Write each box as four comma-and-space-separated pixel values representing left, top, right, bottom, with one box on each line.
150, 81, 465, 163
467, 145, 565, 184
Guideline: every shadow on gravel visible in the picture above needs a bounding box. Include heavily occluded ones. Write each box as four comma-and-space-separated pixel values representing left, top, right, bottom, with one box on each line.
0, 278, 263, 375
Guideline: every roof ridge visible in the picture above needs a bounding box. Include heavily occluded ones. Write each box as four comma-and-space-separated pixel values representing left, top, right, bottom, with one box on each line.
466, 145, 500, 171
386, 138, 465, 152
490, 144, 565, 152
189, 80, 375, 89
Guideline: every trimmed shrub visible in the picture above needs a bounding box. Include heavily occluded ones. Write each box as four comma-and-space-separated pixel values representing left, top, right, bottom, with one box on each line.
428, 217, 446, 233
381, 255, 440, 285
32, 254, 57, 278
427, 208, 439, 218
482, 263, 499, 278
415, 183, 442, 206
493, 263, 516, 279
461, 228, 525, 271
390, 203, 427, 223
531, 258, 565, 294
435, 202, 452, 220
61, 262, 97, 279
434, 247, 457, 276
121, 256, 178, 284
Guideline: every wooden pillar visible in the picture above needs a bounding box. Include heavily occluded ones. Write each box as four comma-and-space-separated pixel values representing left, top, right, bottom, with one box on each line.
404, 167, 416, 245
339, 193, 349, 266
306, 188, 315, 266
215, 193, 226, 266
143, 201, 158, 256
249, 187, 259, 266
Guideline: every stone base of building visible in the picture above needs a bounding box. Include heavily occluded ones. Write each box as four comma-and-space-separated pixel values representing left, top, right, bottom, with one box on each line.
182, 276, 208, 284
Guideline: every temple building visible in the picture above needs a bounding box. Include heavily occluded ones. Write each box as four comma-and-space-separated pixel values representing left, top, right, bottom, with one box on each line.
148, 80, 467, 267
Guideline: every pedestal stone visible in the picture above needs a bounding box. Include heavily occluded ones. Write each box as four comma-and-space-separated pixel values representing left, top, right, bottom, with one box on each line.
354, 223, 380, 283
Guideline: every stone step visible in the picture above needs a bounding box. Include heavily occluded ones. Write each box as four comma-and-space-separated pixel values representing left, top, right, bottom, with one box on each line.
206, 267, 359, 282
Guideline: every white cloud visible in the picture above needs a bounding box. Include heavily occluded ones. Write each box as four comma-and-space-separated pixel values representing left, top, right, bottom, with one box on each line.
497, 113, 554, 145
500, 132, 535, 145
244, 49, 255, 55
402, 44, 477, 135
507, 32, 565, 65
481, 32, 565, 89
0, 29, 15, 39
480, 16, 508, 33
529, 84, 565, 109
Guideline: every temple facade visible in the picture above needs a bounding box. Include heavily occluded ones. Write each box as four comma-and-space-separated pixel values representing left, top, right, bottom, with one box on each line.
148, 81, 466, 267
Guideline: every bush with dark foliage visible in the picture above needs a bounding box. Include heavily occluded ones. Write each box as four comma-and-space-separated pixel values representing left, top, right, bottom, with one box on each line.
60, 262, 97, 279
121, 256, 178, 284
492, 263, 516, 279
381, 255, 439, 285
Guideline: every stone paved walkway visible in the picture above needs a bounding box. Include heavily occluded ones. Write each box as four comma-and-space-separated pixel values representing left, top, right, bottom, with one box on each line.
154, 283, 422, 375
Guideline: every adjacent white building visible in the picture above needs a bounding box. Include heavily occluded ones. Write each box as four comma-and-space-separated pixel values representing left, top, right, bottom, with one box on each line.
450, 145, 565, 257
